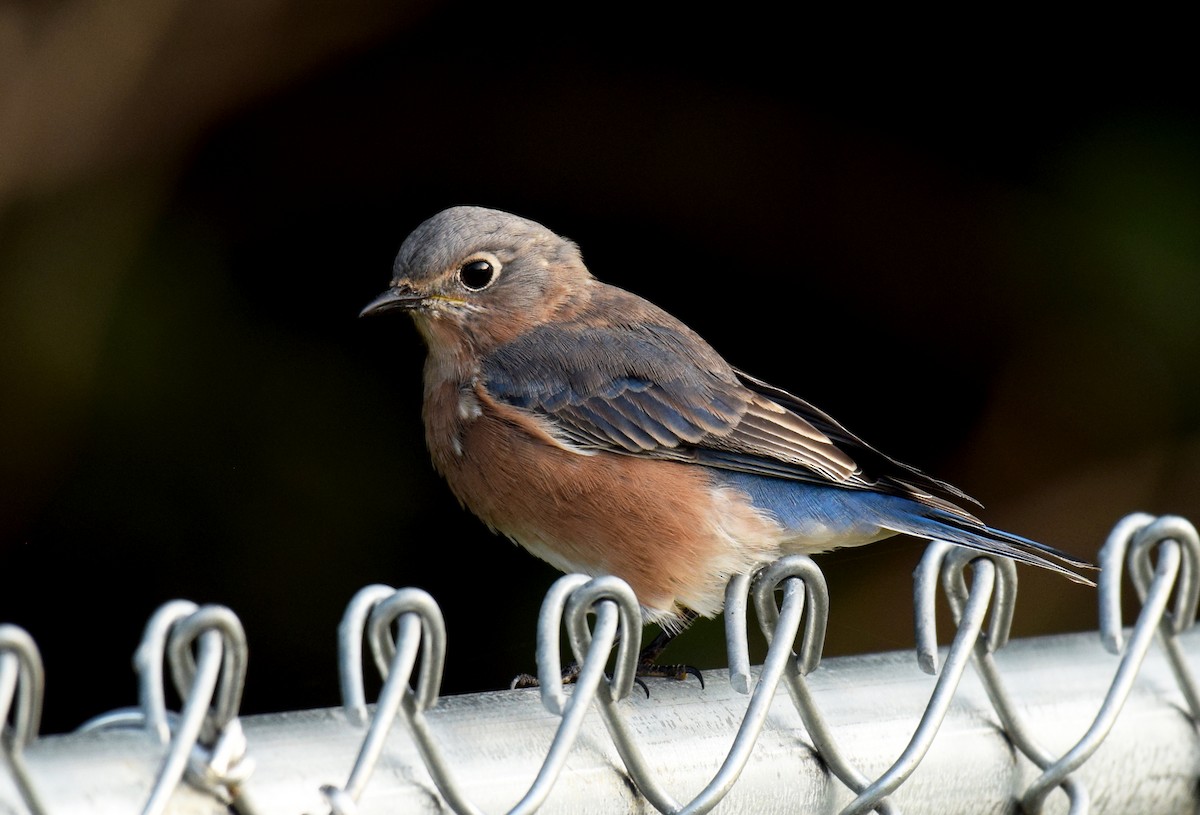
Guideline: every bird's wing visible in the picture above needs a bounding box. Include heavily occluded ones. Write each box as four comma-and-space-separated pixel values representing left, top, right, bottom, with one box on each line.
481, 321, 973, 512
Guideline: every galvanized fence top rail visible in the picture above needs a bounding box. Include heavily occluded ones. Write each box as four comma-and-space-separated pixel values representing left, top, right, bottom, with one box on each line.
3, 512, 1199, 814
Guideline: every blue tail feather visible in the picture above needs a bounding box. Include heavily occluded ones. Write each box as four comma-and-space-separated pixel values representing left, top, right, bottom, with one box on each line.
714, 470, 1094, 585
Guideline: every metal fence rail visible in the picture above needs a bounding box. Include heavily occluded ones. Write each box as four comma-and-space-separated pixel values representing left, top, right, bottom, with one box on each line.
3, 513, 1199, 815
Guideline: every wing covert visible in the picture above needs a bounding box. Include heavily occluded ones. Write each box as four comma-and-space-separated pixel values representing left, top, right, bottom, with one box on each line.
481, 322, 859, 481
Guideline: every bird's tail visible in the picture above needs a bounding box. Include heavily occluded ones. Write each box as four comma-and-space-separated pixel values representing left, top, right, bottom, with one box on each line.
878, 500, 1096, 586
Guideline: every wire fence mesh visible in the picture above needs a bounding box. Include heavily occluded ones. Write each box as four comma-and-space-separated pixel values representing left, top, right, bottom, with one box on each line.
3, 512, 1199, 814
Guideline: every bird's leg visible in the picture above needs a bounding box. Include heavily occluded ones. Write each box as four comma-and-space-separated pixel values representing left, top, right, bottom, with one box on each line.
633, 608, 704, 688
509, 608, 704, 690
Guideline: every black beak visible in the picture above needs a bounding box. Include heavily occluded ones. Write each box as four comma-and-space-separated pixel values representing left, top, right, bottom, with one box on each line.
359, 285, 425, 318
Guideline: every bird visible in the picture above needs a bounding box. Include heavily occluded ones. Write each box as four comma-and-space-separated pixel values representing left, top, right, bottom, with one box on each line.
361, 206, 1093, 676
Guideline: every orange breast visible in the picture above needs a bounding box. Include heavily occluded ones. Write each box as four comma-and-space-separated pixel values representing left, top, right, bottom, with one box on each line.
421, 381, 779, 621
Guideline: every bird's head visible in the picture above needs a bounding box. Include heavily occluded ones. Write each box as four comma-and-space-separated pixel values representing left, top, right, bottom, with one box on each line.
360, 206, 592, 352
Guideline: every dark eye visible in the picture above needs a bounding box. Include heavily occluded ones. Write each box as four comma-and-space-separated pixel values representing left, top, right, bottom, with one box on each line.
458, 259, 497, 291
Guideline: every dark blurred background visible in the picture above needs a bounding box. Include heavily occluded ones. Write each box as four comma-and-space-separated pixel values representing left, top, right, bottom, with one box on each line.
2, 4, 1198, 735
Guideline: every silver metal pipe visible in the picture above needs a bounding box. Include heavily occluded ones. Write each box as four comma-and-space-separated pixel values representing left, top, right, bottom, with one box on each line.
10, 627, 1198, 815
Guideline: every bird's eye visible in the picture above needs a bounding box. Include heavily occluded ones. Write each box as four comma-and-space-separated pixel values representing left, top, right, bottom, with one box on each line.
458, 259, 497, 291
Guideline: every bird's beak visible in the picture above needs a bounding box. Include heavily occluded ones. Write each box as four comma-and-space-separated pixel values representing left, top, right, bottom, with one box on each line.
359, 285, 425, 317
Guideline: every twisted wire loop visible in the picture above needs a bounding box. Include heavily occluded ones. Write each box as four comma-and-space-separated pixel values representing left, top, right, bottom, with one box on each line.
323, 587, 451, 815
579, 557, 832, 815
337, 584, 398, 728
1020, 512, 1200, 813
321, 578, 637, 815
78, 599, 200, 740
741, 556, 898, 815
1100, 513, 1200, 717
140, 604, 258, 815
1, 624, 48, 815
926, 544, 1091, 815
828, 542, 1006, 815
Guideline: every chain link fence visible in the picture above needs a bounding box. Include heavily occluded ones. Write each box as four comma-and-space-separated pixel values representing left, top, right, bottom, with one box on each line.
3, 512, 1198, 814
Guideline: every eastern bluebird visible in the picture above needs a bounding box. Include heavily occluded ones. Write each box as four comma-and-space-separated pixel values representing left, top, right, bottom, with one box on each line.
361, 206, 1092, 650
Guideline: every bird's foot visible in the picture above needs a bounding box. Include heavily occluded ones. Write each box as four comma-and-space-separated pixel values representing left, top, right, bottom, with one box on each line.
510, 609, 704, 693
634, 660, 705, 690
509, 661, 581, 690
508, 658, 703, 693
